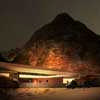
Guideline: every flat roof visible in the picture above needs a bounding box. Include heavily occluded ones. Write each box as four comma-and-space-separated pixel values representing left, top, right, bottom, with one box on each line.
0, 62, 79, 78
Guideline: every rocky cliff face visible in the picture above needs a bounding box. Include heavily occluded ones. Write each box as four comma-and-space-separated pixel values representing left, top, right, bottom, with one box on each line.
14, 13, 100, 73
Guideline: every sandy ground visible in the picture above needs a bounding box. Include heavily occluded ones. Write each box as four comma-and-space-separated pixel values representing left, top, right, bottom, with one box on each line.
12, 87, 100, 100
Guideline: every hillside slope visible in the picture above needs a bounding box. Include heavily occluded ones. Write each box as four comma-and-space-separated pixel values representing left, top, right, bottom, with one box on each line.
14, 13, 100, 73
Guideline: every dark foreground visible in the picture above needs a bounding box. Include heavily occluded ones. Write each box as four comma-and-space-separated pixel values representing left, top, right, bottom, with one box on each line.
2, 87, 100, 100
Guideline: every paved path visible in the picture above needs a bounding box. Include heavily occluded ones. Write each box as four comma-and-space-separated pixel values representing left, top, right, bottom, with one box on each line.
12, 88, 100, 100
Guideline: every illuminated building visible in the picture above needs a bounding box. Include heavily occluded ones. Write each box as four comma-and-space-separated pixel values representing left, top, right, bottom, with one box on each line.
0, 62, 79, 87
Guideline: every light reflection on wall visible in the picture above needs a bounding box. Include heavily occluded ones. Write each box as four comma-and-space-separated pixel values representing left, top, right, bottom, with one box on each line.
19, 74, 66, 79
63, 78, 75, 84
0, 73, 9, 77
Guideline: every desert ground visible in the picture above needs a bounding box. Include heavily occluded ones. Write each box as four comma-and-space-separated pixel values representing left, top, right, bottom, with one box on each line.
10, 87, 100, 100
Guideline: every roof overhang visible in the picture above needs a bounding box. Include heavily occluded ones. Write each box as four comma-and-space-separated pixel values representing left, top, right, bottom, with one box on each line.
0, 62, 79, 78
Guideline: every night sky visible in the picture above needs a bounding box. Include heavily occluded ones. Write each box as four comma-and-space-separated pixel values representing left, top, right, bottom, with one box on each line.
0, 0, 100, 51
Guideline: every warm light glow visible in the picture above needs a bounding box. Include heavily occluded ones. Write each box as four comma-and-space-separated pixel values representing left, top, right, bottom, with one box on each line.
19, 74, 66, 78
63, 78, 75, 84
44, 48, 67, 70
0, 73, 9, 77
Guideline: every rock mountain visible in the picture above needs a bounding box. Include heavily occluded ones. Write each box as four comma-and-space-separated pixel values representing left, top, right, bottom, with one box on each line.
14, 13, 100, 73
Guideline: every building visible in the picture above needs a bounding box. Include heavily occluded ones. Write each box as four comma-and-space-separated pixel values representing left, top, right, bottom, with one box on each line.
0, 62, 79, 87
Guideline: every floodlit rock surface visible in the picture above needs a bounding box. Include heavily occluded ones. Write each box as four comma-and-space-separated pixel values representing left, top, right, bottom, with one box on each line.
14, 13, 100, 73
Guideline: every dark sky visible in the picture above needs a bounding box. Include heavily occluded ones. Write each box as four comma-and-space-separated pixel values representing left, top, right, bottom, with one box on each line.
0, 0, 100, 51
